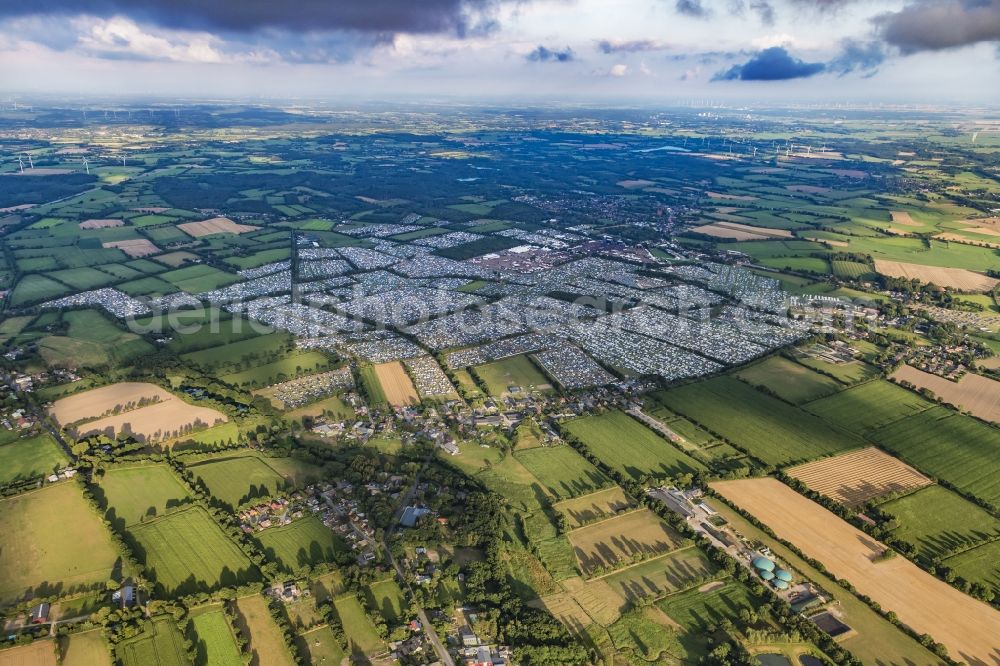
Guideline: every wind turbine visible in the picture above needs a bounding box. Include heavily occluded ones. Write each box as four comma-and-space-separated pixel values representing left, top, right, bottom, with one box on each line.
23, 152, 33, 169
121, 155, 126, 167
83, 157, 90, 175
972, 131, 979, 144
17, 156, 24, 173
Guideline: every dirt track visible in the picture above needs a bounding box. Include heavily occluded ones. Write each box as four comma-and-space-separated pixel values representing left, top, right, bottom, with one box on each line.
713, 478, 1000, 666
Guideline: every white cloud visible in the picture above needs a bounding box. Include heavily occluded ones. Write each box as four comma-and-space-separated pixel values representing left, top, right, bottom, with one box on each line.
610, 63, 628, 76
75, 16, 226, 63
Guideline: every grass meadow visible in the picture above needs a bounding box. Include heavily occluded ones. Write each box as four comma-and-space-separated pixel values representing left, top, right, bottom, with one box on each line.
562, 410, 706, 481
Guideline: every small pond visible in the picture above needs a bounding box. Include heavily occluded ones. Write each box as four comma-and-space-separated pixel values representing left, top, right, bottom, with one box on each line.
758, 655, 792, 666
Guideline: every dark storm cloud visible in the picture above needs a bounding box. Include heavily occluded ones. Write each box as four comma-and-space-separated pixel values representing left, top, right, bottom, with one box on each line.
526, 45, 575, 62
827, 39, 885, 75
874, 0, 1000, 53
676, 0, 711, 19
713, 46, 825, 80
0, 0, 511, 35
596, 39, 670, 54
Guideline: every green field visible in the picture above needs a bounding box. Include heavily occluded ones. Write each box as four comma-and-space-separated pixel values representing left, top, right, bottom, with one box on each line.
653, 377, 861, 467
795, 355, 881, 384
607, 609, 685, 663
255, 516, 346, 573
562, 410, 706, 481
943, 540, 1000, 598
473, 354, 551, 395
128, 505, 258, 596
758, 256, 831, 274
163, 313, 268, 353
735, 356, 842, 404
224, 248, 291, 269
97, 464, 191, 526
602, 548, 715, 602
333, 594, 385, 659
873, 407, 1000, 508
658, 578, 757, 630
181, 331, 290, 368
514, 445, 612, 499
117, 617, 189, 666
9, 274, 74, 306
535, 536, 580, 581
160, 264, 241, 293
296, 626, 346, 665
190, 606, 243, 666
0, 433, 68, 485
36, 309, 152, 368
366, 578, 408, 624
358, 364, 387, 406
832, 260, 875, 279
189, 455, 292, 508
879, 485, 1000, 562
221, 351, 331, 387
0, 482, 119, 605
804, 380, 934, 434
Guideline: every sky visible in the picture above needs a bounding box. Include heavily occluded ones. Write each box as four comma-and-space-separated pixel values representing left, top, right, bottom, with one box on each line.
1, 0, 999, 104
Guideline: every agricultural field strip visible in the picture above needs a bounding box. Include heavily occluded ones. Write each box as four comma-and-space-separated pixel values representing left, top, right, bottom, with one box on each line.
713, 477, 1000, 665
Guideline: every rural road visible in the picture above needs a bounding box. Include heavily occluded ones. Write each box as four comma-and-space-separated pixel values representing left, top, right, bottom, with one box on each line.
383, 466, 455, 666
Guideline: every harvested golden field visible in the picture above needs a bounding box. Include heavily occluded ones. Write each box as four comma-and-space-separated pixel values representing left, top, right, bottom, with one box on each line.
691, 221, 792, 241
891, 365, 1000, 424
49, 382, 227, 443
49, 382, 173, 425
560, 576, 627, 625
0, 640, 58, 666
373, 361, 418, 407
529, 593, 594, 635
234, 595, 295, 666
567, 509, 685, 577
963, 225, 1000, 237
890, 211, 920, 227
102, 239, 160, 258
74, 400, 228, 442
787, 447, 931, 506
79, 218, 123, 229
713, 477, 1000, 665
690, 223, 766, 240
935, 233, 1000, 249
177, 216, 260, 237
873, 260, 998, 292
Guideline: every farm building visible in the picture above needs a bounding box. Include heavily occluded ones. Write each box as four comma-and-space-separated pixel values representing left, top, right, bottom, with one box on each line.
29, 602, 50, 624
